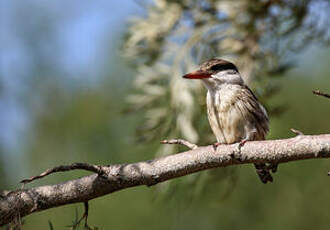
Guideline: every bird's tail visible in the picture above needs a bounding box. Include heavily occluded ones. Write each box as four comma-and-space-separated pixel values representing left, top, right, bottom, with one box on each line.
254, 163, 276, 184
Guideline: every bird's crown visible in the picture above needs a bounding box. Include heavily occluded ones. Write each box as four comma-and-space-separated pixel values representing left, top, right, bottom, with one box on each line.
200, 58, 238, 74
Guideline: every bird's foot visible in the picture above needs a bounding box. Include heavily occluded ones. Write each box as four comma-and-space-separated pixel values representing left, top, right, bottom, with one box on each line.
238, 139, 248, 151
230, 139, 248, 162
212, 142, 221, 151
233, 139, 248, 157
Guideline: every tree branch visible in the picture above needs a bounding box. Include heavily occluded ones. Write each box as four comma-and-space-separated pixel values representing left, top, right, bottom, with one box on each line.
1, 134, 330, 226
313, 90, 330, 99
160, 139, 198, 149
20, 163, 106, 184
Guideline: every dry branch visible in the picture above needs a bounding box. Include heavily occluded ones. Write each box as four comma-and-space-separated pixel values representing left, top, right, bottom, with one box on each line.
1, 134, 330, 226
160, 139, 198, 149
313, 90, 330, 99
20, 163, 106, 184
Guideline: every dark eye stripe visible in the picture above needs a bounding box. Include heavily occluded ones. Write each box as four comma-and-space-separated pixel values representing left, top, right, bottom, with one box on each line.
210, 63, 238, 72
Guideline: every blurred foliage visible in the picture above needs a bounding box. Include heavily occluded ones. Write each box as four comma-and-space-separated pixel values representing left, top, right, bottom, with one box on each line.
123, 0, 329, 147
1, 0, 330, 229
122, 0, 330, 196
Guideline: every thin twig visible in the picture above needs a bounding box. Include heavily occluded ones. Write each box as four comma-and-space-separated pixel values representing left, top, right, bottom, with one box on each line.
290, 128, 304, 136
161, 139, 198, 150
20, 163, 106, 184
313, 90, 330, 99
68, 202, 92, 230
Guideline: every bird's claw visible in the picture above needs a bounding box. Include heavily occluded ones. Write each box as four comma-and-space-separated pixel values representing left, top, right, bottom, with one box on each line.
238, 139, 247, 151
212, 142, 221, 151
231, 139, 248, 162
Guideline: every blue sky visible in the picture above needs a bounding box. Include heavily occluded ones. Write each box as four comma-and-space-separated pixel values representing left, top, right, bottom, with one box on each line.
1, 0, 139, 153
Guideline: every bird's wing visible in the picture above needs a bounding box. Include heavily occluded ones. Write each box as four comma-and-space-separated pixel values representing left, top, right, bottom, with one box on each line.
235, 85, 269, 140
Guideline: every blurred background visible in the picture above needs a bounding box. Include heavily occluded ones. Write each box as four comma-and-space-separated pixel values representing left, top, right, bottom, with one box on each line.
1, 0, 330, 229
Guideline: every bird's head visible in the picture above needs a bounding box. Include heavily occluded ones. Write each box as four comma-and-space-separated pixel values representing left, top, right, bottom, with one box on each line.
183, 58, 244, 90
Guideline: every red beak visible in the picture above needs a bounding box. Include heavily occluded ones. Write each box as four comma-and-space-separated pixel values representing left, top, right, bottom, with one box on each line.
183, 70, 211, 79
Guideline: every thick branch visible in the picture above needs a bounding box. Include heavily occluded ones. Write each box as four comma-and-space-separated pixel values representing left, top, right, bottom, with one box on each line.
1, 134, 330, 226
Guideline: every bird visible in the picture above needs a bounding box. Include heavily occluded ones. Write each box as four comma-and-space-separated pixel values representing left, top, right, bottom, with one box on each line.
183, 58, 275, 184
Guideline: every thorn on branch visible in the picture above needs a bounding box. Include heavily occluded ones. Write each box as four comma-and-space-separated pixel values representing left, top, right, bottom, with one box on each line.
290, 128, 304, 136
313, 90, 330, 99
161, 139, 198, 150
20, 163, 107, 184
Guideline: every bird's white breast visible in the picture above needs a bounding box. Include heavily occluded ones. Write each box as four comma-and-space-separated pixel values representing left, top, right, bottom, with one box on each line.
206, 84, 250, 144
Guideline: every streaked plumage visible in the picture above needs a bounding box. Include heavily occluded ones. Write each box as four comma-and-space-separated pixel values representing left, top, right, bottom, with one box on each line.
183, 58, 275, 183
206, 84, 268, 144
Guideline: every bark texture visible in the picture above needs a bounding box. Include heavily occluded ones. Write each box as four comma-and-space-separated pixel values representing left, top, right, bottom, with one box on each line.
1, 134, 330, 226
